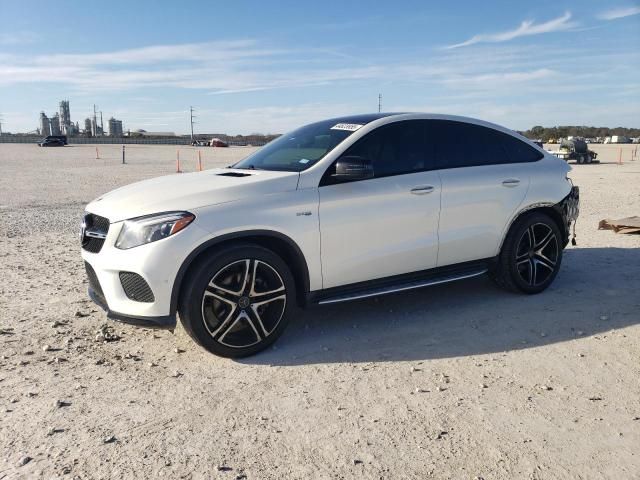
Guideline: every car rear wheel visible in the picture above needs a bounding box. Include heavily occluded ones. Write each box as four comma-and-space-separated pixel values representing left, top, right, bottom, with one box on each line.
179, 244, 296, 357
491, 212, 563, 294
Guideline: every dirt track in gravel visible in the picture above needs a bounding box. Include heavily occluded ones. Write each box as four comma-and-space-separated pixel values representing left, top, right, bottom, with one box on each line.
1, 143, 639, 479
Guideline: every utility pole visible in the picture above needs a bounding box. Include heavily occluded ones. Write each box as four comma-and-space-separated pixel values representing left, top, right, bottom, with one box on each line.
378, 94, 382, 113
190, 106, 196, 143
0, 114, 3, 136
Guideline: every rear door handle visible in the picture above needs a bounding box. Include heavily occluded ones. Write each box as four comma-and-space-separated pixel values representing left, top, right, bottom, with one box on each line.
410, 185, 435, 195
502, 179, 520, 187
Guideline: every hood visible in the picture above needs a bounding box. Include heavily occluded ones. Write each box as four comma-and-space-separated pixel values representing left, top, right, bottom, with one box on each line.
86, 168, 299, 222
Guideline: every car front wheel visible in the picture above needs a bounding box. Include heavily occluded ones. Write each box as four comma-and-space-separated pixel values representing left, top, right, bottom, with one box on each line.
179, 244, 296, 357
491, 212, 563, 294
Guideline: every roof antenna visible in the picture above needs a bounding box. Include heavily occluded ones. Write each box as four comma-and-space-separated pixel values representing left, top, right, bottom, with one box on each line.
378, 93, 382, 113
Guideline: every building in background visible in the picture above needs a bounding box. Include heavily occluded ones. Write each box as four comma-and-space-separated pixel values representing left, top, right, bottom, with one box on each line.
39, 112, 51, 136
50, 113, 61, 136
37, 100, 113, 137
108, 117, 123, 137
84, 118, 92, 136
66, 124, 79, 136
59, 100, 71, 135
91, 117, 103, 136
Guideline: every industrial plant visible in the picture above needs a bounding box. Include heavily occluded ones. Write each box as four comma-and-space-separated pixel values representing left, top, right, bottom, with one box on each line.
38, 100, 124, 137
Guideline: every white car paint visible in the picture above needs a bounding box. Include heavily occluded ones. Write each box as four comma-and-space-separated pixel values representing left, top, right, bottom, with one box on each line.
81, 113, 572, 320
319, 170, 441, 288
87, 169, 300, 222
436, 162, 531, 266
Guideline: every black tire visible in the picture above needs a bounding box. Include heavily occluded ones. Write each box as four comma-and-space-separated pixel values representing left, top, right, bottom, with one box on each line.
178, 244, 296, 357
491, 212, 563, 294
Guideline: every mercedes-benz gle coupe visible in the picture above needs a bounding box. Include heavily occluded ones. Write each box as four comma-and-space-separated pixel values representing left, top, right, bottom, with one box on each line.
81, 113, 579, 357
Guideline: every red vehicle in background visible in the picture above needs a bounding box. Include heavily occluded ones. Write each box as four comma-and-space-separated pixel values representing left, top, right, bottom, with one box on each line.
210, 138, 229, 147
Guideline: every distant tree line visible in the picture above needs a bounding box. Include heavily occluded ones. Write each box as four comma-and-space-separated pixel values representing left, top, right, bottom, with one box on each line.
521, 126, 640, 141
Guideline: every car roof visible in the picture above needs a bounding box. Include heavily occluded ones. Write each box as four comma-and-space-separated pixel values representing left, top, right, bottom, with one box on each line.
323, 112, 513, 135
371, 112, 532, 139
322, 112, 544, 154
307, 113, 539, 150
321, 113, 406, 125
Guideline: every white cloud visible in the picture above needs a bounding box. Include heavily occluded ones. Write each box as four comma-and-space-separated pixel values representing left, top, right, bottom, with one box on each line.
0, 42, 386, 94
2, 36, 638, 133
32, 40, 288, 66
196, 103, 360, 134
0, 36, 589, 97
442, 68, 557, 86
445, 12, 576, 49
597, 6, 640, 20
0, 31, 39, 46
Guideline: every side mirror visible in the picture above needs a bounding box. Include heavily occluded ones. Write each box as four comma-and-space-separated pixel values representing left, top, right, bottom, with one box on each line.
332, 156, 374, 181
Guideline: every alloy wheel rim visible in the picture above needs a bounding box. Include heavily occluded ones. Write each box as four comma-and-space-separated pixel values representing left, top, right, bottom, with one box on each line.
201, 259, 286, 348
515, 223, 559, 287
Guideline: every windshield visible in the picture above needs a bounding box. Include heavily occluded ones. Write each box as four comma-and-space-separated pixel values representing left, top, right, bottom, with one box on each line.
232, 119, 364, 172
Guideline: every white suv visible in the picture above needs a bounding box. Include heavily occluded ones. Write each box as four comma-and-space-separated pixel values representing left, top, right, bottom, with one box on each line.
81, 113, 579, 357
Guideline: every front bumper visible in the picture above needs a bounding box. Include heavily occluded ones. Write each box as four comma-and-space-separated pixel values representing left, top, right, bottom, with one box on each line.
81, 215, 210, 329
88, 285, 175, 329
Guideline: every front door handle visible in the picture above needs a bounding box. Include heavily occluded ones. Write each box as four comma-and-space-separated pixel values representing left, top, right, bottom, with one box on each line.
502, 179, 521, 187
410, 185, 435, 195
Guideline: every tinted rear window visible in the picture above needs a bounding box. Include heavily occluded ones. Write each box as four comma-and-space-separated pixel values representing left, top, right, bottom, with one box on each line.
430, 120, 542, 168
501, 133, 544, 163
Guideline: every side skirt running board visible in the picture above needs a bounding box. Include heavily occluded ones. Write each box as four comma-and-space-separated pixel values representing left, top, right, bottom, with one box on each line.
315, 267, 489, 305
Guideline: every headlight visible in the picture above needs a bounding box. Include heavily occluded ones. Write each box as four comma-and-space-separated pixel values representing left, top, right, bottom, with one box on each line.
115, 212, 195, 250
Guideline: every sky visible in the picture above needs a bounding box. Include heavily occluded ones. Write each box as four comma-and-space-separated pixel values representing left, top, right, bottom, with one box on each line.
0, 0, 638, 135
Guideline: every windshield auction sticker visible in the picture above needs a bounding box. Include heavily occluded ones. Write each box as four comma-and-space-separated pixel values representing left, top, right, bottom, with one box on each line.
330, 123, 364, 131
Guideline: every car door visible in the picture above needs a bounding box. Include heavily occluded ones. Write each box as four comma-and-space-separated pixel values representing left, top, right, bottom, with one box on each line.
432, 120, 541, 267
318, 120, 442, 289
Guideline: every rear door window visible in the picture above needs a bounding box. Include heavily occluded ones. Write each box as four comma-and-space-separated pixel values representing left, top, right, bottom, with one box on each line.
430, 121, 503, 168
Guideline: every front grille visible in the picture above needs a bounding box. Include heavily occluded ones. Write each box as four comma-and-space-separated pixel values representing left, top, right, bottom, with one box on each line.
83, 237, 104, 253
119, 272, 155, 303
85, 262, 107, 307
82, 213, 110, 253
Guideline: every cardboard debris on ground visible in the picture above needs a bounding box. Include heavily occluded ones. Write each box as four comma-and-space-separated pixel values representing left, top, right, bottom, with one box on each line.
598, 216, 640, 234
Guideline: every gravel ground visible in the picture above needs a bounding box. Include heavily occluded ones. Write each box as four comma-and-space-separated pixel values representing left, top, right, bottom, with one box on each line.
1, 143, 639, 479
